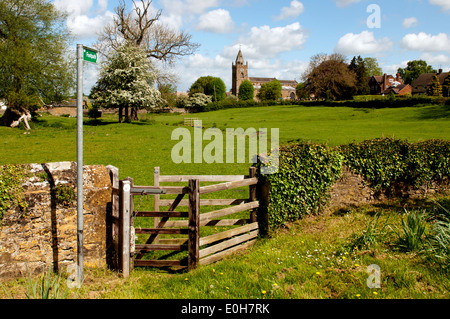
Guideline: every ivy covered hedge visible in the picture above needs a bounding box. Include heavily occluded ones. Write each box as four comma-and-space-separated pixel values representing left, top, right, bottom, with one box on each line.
257, 138, 450, 233
340, 138, 450, 191
257, 143, 343, 230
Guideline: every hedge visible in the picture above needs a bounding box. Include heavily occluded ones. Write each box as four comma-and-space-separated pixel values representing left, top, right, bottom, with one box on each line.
188, 96, 448, 113
257, 138, 450, 233
257, 142, 343, 231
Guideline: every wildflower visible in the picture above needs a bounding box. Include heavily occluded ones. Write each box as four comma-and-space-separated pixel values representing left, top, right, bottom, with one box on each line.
226, 287, 229, 290
355, 294, 361, 297
373, 291, 378, 295
220, 272, 224, 275
355, 264, 360, 267
342, 256, 347, 260
315, 272, 321, 275
184, 278, 189, 281
261, 290, 267, 295
212, 269, 215, 273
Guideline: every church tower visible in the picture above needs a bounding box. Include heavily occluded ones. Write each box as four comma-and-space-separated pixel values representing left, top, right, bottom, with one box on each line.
232, 48, 248, 96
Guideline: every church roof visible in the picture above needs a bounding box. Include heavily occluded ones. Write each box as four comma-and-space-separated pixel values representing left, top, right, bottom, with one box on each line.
236, 49, 245, 64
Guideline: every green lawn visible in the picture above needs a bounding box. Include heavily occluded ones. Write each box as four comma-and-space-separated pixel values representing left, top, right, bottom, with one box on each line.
1, 104, 449, 299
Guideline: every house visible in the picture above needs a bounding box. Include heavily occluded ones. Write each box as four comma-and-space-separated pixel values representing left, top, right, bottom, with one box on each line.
412, 69, 450, 95
381, 83, 412, 96
368, 73, 404, 95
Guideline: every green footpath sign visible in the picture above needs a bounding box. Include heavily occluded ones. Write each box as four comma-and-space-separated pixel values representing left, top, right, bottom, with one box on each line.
83, 46, 98, 64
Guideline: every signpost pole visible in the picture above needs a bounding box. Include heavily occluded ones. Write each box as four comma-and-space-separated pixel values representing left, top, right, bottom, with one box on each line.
76, 44, 84, 286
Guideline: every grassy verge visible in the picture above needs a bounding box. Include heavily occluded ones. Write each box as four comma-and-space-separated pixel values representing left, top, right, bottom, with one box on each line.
2, 196, 448, 299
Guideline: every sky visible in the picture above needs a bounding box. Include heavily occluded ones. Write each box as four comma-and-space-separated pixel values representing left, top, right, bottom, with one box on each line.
52, 0, 450, 93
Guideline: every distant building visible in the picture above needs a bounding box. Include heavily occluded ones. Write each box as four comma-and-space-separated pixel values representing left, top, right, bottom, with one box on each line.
412, 69, 450, 95
231, 49, 297, 100
368, 73, 404, 95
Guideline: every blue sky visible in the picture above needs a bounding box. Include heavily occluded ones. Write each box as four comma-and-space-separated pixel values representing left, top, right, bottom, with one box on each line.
53, 0, 450, 92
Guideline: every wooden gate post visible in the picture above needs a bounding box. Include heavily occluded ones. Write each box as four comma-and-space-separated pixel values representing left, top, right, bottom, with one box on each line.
249, 167, 257, 223
119, 179, 131, 278
188, 179, 200, 270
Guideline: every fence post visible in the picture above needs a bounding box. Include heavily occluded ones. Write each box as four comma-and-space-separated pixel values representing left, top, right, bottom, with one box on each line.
249, 167, 257, 223
119, 179, 131, 278
188, 179, 200, 270
256, 175, 270, 237
106, 165, 119, 270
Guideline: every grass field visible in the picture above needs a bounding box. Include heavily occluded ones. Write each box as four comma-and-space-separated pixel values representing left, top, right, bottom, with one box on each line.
0, 104, 449, 299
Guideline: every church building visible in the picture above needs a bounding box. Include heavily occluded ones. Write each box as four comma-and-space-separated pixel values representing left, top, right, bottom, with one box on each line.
231, 49, 298, 100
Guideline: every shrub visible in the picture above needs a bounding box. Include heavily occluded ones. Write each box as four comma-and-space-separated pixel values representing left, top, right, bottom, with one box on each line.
339, 138, 450, 191
257, 142, 343, 231
238, 80, 255, 101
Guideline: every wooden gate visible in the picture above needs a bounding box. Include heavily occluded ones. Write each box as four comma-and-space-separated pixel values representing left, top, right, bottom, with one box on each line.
117, 167, 261, 277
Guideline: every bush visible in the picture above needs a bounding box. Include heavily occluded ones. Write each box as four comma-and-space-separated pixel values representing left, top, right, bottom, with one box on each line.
238, 80, 255, 101
257, 142, 343, 231
339, 138, 450, 191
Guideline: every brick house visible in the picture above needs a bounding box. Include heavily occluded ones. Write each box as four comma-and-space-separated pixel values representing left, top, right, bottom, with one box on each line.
368, 73, 404, 95
412, 69, 450, 95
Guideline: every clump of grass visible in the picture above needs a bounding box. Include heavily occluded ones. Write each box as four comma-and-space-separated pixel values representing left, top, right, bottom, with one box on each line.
25, 266, 68, 299
393, 209, 428, 251
424, 201, 450, 271
345, 212, 391, 251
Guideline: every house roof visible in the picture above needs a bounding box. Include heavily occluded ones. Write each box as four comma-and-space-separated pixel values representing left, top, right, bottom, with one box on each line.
381, 84, 411, 95
413, 72, 450, 87
249, 77, 298, 86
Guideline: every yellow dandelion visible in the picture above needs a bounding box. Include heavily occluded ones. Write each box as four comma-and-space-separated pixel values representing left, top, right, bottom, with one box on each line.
261, 290, 267, 294
355, 264, 360, 267
355, 294, 361, 297
373, 291, 378, 295
184, 278, 188, 281
212, 269, 216, 273
342, 256, 347, 260
315, 271, 321, 275
226, 287, 229, 290
220, 272, 224, 275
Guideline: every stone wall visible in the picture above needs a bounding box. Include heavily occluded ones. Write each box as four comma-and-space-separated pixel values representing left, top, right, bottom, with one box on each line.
328, 165, 449, 212
0, 162, 115, 280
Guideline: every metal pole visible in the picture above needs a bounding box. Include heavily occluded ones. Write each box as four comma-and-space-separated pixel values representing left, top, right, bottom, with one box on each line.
76, 44, 84, 286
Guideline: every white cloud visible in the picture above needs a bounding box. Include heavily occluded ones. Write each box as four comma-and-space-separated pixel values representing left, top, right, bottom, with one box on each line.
66, 11, 114, 39
275, 0, 305, 20
161, 0, 220, 16
235, 22, 308, 59
53, 0, 94, 16
334, 31, 394, 55
429, 0, 450, 11
402, 17, 418, 28
53, 0, 114, 39
401, 32, 450, 52
420, 52, 450, 65
196, 9, 235, 33
335, 0, 361, 8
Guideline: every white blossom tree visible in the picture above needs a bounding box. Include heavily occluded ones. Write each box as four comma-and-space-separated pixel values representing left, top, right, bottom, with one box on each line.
91, 42, 161, 122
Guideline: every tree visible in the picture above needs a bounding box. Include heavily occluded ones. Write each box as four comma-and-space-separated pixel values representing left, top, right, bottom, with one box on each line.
363, 57, 383, 77
189, 76, 226, 102
303, 53, 356, 100
97, 0, 199, 65
295, 83, 309, 100
91, 42, 161, 122
0, 0, 74, 128
442, 75, 450, 98
238, 80, 255, 101
349, 56, 370, 95
427, 75, 443, 97
257, 79, 282, 101
397, 60, 436, 85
